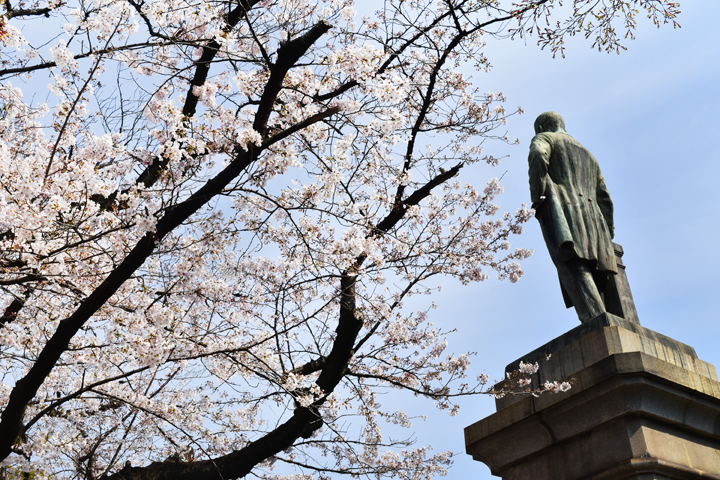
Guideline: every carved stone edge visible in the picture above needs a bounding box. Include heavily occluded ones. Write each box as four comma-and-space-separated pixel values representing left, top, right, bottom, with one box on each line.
504, 313, 697, 374
585, 457, 720, 480
465, 351, 720, 477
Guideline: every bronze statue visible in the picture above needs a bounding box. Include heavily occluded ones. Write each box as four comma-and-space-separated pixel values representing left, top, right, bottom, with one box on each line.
528, 112, 620, 322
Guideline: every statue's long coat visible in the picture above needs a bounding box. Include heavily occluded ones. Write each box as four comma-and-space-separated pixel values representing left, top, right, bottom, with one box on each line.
528, 131, 617, 303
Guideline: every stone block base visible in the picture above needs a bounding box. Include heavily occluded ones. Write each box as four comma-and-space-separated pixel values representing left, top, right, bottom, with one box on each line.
465, 314, 720, 479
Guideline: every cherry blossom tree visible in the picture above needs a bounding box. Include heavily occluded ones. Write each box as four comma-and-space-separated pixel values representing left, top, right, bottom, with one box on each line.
0, 0, 679, 478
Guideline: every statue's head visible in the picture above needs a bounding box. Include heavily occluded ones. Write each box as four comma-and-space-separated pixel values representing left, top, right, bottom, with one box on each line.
534, 111, 566, 134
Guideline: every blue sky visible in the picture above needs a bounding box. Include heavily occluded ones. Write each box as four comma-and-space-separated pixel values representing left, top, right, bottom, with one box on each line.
391, 1, 720, 478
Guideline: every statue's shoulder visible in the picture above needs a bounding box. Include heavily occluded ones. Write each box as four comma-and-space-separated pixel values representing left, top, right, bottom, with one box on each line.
530, 132, 555, 147
559, 132, 581, 144
545, 132, 586, 151
559, 133, 594, 154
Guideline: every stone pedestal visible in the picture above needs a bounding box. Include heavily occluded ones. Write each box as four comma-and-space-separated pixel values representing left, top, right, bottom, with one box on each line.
465, 314, 720, 479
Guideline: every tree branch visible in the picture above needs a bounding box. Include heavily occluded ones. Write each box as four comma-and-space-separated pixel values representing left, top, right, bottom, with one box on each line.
0, 274, 45, 286
135, 0, 263, 189
0, 18, 334, 465
253, 21, 332, 137
290, 356, 326, 376
93, 160, 462, 480
0, 295, 24, 325
4, 6, 51, 19
373, 163, 463, 238
262, 106, 340, 147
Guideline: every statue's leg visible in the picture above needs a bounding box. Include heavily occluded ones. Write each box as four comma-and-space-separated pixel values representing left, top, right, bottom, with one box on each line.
556, 258, 606, 322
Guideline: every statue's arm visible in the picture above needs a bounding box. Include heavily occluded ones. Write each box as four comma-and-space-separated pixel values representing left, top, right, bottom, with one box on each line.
528, 135, 552, 208
596, 171, 615, 239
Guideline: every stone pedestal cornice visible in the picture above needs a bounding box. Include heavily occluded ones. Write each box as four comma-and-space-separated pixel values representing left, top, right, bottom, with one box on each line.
465, 314, 720, 480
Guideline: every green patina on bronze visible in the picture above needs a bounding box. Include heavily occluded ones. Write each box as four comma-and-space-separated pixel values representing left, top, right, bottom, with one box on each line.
528, 112, 620, 322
